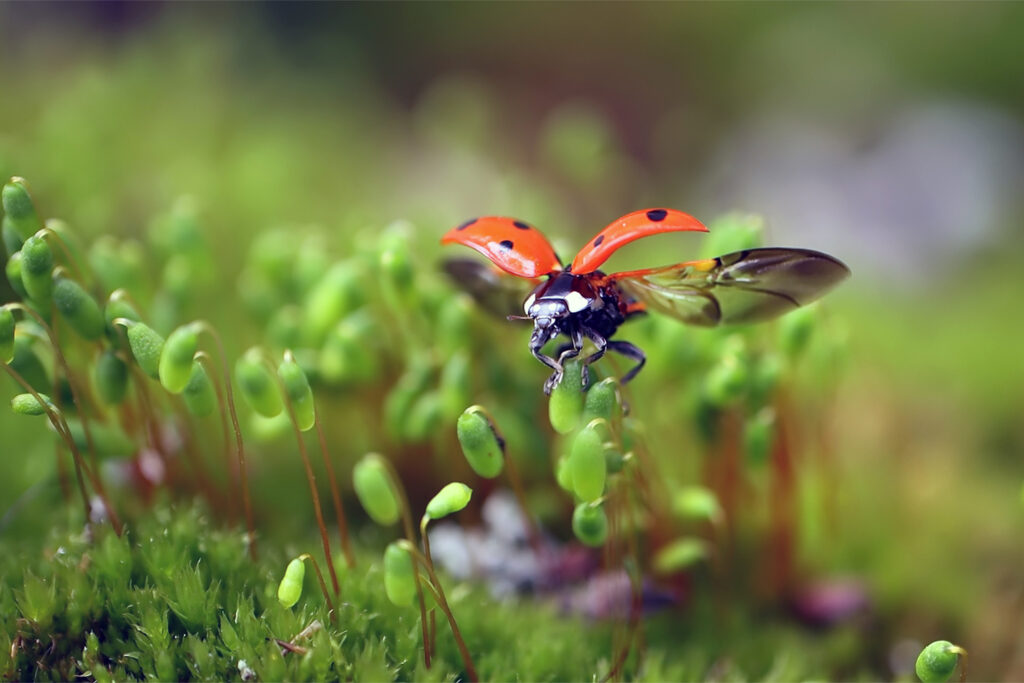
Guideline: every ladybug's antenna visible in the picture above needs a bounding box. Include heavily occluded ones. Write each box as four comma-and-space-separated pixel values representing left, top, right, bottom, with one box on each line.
507, 315, 531, 321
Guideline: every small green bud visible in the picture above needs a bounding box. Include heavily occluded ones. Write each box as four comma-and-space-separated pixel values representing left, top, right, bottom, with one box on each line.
456, 405, 505, 479
353, 453, 401, 526
652, 538, 709, 574
583, 377, 620, 424
53, 276, 104, 340
319, 310, 378, 384
749, 352, 783, 407
779, 304, 817, 359
125, 322, 165, 380
278, 353, 315, 431
425, 482, 472, 520
11, 336, 49, 392
915, 640, 964, 683
235, 348, 283, 418
569, 419, 607, 502
0, 306, 14, 363
303, 263, 363, 345
404, 390, 443, 442
277, 557, 305, 608
439, 351, 472, 420
383, 542, 417, 606
94, 350, 129, 405
572, 501, 608, 547
378, 229, 415, 300
11, 392, 55, 416
20, 235, 54, 309
158, 323, 200, 394
671, 486, 722, 524
266, 306, 304, 350
104, 296, 141, 347
700, 213, 763, 258
744, 407, 775, 466
2, 178, 42, 241
549, 357, 584, 434
182, 361, 216, 418
2, 217, 23, 255
703, 338, 749, 406
6, 251, 30, 300
384, 360, 434, 441
554, 454, 573, 492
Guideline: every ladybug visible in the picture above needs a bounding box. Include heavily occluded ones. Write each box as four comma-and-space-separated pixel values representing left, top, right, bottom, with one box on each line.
442, 209, 849, 394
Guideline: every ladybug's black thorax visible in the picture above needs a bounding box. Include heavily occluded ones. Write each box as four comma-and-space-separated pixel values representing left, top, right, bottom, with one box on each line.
527, 271, 630, 340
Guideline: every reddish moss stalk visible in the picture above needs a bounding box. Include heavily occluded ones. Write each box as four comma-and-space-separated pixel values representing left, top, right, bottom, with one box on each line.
314, 413, 356, 569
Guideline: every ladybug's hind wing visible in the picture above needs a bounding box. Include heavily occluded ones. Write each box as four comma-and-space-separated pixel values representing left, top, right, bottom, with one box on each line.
441, 217, 562, 279
442, 258, 537, 320
608, 248, 850, 326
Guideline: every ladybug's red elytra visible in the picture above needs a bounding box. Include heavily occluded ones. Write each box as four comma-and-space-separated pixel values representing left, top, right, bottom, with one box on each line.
442, 209, 849, 394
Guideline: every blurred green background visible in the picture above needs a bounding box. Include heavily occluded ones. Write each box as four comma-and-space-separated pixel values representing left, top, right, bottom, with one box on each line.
1, 3, 1023, 679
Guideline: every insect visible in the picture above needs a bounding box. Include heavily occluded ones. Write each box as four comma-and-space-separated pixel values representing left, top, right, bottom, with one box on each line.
441, 209, 850, 394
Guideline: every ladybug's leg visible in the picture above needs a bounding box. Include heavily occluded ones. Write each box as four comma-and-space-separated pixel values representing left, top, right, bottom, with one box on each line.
607, 340, 646, 384
541, 328, 583, 395
579, 332, 608, 389
531, 343, 562, 395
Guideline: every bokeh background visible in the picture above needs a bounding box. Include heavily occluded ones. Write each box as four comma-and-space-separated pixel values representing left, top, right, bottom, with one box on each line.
1, 3, 1023, 679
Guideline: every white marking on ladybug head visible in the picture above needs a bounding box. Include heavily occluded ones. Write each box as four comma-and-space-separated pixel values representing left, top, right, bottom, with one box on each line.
523, 293, 536, 315
564, 291, 590, 313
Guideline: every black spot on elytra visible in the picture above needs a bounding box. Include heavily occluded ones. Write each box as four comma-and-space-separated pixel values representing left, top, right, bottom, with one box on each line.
593, 234, 605, 247
513, 220, 530, 230
457, 218, 477, 230
646, 209, 668, 222
498, 239, 514, 250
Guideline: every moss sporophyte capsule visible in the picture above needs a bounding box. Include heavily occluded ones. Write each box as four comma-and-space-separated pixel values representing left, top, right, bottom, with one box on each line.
569, 419, 607, 502
277, 557, 306, 608
278, 352, 316, 431
0, 306, 14, 363
159, 323, 200, 394
20, 235, 54, 309
11, 392, 56, 416
235, 348, 283, 417
2, 178, 42, 241
182, 361, 216, 417
352, 453, 401, 526
94, 350, 129, 405
425, 482, 472, 521
124, 322, 165, 380
53, 276, 105, 341
456, 406, 505, 478
572, 501, 608, 547
383, 542, 417, 607
916, 641, 966, 683
548, 357, 584, 434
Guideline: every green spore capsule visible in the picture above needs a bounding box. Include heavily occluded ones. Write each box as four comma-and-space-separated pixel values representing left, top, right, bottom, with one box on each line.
6, 252, 30, 300
278, 354, 315, 431
671, 486, 723, 524
125, 322, 165, 380
779, 303, 818, 360
700, 213, 763, 258
569, 419, 607, 502
94, 350, 129, 405
572, 502, 608, 547
11, 336, 49, 392
915, 640, 964, 683
703, 342, 749, 406
104, 296, 141, 347
549, 357, 584, 434
20, 235, 54, 310
159, 323, 200, 394
404, 390, 443, 442
2, 217, 23, 255
11, 392, 55, 416
303, 263, 363, 346
182, 361, 216, 418
235, 348, 283, 418
0, 306, 14, 363
352, 453, 401, 526
456, 405, 505, 479
53, 276, 104, 340
744, 407, 776, 466
383, 542, 417, 607
653, 538, 709, 574
378, 229, 415, 301
583, 377, 620, 424
2, 178, 42, 241
425, 482, 473, 520
439, 351, 472, 420
277, 557, 306, 608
